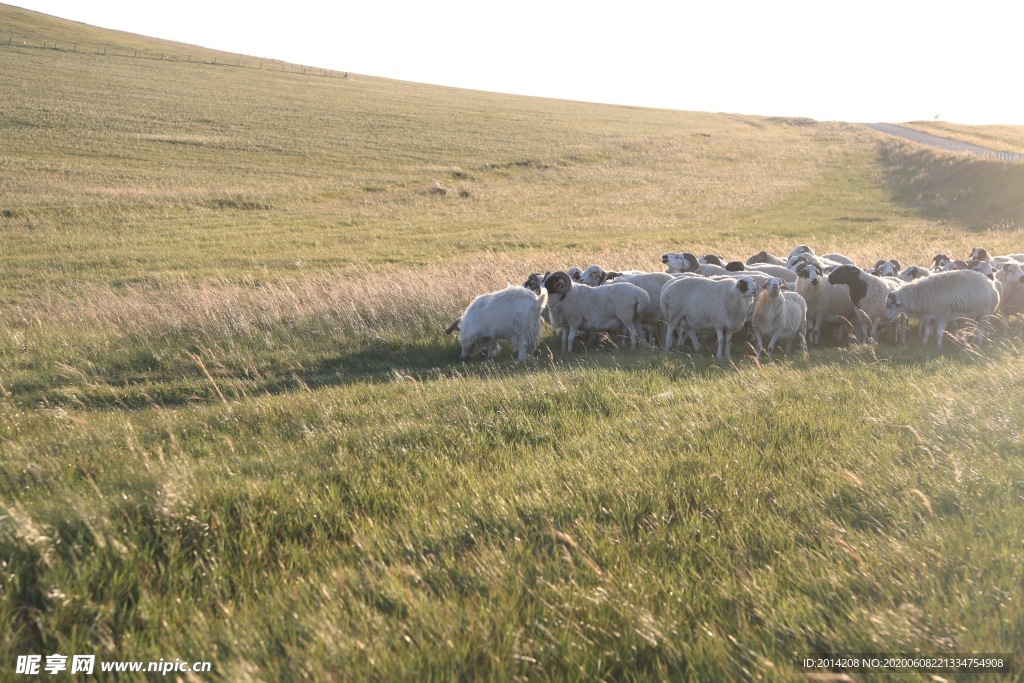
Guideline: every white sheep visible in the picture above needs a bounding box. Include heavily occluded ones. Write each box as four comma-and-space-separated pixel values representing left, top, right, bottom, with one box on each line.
995, 262, 1024, 322
794, 263, 855, 345
451, 284, 548, 362
729, 261, 797, 284
753, 277, 807, 359
884, 269, 1000, 350
660, 276, 759, 357
661, 252, 731, 277
746, 250, 787, 266
542, 271, 649, 353
827, 265, 905, 343
605, 271, 678, 343
898, 265, 932, 282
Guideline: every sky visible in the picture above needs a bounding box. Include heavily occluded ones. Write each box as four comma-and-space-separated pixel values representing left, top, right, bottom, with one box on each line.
10, 0, 1024, 125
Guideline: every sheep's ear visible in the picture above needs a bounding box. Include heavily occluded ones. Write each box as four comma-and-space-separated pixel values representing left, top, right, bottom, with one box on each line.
605, 271, 621, 281
780, 282, 791, 291
736, 279, 750, 294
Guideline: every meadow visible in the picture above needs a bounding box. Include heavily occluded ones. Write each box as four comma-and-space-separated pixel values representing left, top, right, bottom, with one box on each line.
2, 4, 1024, 681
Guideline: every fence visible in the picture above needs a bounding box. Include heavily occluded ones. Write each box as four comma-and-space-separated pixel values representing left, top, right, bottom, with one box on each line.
1, 30, 349, 79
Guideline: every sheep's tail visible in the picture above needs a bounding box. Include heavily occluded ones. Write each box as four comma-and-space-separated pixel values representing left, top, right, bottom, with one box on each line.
445, 318, 461, 335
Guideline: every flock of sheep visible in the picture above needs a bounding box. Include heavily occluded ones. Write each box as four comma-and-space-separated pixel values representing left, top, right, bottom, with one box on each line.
446, 245, 1024, 362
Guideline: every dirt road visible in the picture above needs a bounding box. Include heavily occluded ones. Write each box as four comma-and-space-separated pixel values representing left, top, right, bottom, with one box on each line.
863, 123, 1024, 163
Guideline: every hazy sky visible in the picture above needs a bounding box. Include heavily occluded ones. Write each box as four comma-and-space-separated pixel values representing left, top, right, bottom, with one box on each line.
11, 0, 1024, 125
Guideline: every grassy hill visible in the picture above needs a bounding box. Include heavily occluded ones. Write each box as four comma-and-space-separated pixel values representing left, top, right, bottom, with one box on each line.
2, 4, 1022, 680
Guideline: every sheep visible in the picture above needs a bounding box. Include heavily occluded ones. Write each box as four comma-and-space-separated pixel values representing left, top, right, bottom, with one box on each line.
727, 260, 798, 284
826, 265, 905, 343
660, 275, 759, 357
821, 253, 856, 266
747, 250, 787, 266
451, 284, 548, 362
899, 265, 932, 282
662, 252, 732, 277
884, 269, 999, 350
794, 263, 855, 345
996, 262, 1024, 322
542, 271, 649, 353
931, 253, 952, 271
970, 248, 1024, 267
579, 265, 649, 287
604, 271, 678, 343
752, 277, 807, 359
873, 259, 902, 278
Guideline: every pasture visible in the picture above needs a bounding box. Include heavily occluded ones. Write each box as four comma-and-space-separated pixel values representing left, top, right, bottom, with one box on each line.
2, 4, 1023, 680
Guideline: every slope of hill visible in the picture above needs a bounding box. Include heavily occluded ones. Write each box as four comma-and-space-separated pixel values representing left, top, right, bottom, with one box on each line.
2, 5, 1023, 681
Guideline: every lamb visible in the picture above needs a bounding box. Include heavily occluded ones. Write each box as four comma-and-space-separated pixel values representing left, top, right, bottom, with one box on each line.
660, 276, 759, 357
752, 277, 807, 359
827, 265, 905, 343
451, 284, 548, 362
794, 263, 855, 345
884, 269, 1000, 350
542, 272, 649, 353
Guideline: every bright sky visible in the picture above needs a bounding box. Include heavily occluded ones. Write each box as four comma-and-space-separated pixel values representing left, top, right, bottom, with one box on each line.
11, 0, 1024, 125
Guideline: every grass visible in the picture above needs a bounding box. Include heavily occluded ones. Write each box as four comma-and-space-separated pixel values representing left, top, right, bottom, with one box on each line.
2, 4, 1024, 681
902, 121, 1024, 155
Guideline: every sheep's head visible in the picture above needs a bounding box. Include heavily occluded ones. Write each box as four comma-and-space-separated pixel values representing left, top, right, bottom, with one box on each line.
747, 250, 771, 265
931, 253, 950, 271
764, 277, 784, 297
970, 247, 990, 261
884, 292, 904, 320
874, 259, 902, 278
542, 271, 573, 296
735, 277, 758, 298
725, 261, 746, 272
523, 273, 546, 294
795, 263, 823, 284
566, 267, 583, 282
998, 262, 1024, 284
899, 266, 929, 282
580, 265, 607, 286
788, 245, 814, 261
944, 259, 969, 271
701, 254, 725, 266
662, 252, 698, 273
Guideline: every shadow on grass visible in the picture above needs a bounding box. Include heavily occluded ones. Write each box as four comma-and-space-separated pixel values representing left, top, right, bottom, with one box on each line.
877, 140, 1024, 231
11, 321, 1019, 412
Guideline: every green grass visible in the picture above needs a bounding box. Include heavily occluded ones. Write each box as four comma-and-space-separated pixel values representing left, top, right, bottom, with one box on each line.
2, 4, 1023, 681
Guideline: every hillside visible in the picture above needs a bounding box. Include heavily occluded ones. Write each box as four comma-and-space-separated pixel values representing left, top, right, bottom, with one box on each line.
2, 4, 1023, 681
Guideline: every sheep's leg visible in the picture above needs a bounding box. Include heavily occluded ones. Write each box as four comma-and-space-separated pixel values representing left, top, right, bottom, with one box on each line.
724, 330, 733, 358
664, 318, 677, 350
715, 328, 725, 358
567, 328, 578, 354
754, 333, 763, 360
687, 329, 700, 353
487, 338, 501, 360
561, 328, 570, 354
768, 332, 782, 356
516, 336, 529, 362
935, 319, 949, 350
921, 319, 932, 347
